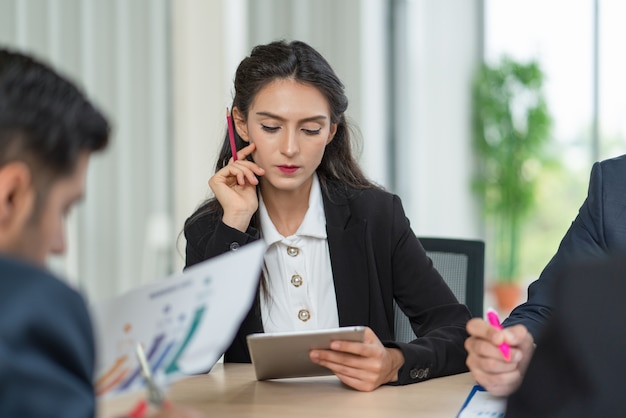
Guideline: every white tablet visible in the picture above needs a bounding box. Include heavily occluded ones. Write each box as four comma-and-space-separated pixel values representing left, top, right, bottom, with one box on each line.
246, 326, 366, 380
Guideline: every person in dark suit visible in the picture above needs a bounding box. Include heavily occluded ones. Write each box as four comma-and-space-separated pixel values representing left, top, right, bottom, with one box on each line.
0, 48, 200, 417
465, 154, 626, 396
184, 40, 471, 392
0, 256, 97, 417
0, 47, 109, 418
506, 254, 626, 417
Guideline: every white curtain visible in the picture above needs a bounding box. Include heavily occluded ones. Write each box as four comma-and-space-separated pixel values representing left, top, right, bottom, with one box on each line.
0, 0, 173, 303
246, 0, 391, 188
0, 0, 483, 303
392, 0, 483, 240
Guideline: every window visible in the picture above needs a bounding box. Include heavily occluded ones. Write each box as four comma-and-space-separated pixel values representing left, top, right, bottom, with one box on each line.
485, 0, 624, 280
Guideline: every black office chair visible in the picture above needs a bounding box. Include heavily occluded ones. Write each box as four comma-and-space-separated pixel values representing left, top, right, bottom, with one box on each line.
393, 237, 485, 343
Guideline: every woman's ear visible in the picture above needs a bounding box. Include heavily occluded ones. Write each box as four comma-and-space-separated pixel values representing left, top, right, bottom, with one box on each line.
326, 123, 338, 145
232, 107, 250, 142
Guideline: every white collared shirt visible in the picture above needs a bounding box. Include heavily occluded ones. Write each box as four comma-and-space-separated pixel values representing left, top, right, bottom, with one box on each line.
258, 174, 339, 333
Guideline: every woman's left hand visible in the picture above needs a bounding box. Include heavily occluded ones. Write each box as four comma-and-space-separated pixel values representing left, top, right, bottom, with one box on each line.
309, 327, 405, 392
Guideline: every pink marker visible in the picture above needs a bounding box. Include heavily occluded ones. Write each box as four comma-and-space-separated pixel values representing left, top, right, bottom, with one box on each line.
226, 108, 238, 162
486, 308, 511, 361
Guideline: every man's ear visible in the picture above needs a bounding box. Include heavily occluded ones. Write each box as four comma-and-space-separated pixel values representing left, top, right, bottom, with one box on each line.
0, 162, 35, 237
232, 107, 250, 143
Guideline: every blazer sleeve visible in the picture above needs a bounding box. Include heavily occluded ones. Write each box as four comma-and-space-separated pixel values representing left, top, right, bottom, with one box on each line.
506, 255, 626, 417
382, 196, 471, 385
503, 160, 611, 338
0, 267, 95, 418
184, 210, 260, 269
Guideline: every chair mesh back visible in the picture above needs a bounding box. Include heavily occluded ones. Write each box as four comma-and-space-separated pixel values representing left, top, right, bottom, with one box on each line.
428, 252, 468, 304
393, 238, 484, 343
394, 251, 469, 343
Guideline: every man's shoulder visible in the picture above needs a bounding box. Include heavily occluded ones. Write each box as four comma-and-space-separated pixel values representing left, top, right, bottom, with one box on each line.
0, 255, 94, 363
596, 154, 626, 178
0, 257, 95, 418
0, 256, 83, 303
585, 154, 626, 210
0, 256, 90, 334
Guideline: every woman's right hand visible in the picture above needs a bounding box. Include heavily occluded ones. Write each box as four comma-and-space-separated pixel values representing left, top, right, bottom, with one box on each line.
208, 143, 265, 232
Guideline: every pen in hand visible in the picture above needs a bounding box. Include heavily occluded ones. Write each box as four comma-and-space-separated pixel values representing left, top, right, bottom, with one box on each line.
486, 308, 511, 361
133, 342, 170, 414
226, 108, 238, 162
127, 343, 203, 418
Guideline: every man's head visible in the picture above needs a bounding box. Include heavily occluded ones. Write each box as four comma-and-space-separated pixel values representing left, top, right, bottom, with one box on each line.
0, 48, 109, 265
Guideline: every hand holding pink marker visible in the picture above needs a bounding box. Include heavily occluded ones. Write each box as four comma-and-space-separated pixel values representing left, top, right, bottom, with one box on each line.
486, 308, 511, 361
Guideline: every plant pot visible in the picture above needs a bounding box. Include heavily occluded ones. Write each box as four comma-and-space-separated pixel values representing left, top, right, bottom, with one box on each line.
492, 282, 522, 312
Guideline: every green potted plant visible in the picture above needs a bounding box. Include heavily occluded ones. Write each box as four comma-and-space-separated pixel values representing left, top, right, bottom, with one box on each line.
472, 56, 552, 311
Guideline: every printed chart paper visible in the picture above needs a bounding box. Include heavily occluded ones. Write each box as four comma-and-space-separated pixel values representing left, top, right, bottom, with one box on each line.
457, 385, 507, 418
91, 241, 265, 397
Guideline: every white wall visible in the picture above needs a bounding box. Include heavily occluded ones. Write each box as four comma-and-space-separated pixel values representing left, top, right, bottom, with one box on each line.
393, 0, 483, 240
1, 0, 484, 301
245, 0, 390, 187
0, 0, 173, 302
171, 0, 392, 269
170, 0, 248, 273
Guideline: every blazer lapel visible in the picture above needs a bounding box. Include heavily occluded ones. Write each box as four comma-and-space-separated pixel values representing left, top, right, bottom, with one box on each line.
323, 185, 371, 326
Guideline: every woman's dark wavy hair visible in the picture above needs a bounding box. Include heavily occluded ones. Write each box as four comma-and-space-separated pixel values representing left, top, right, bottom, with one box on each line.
187, 40, 376, 228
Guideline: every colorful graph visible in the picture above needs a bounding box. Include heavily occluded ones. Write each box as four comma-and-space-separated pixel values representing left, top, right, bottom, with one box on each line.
92, 240, 267, 399
95, 304, 206, 396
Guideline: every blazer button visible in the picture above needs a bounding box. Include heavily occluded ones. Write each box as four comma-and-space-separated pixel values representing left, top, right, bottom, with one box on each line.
298, 309, 311, 322
291, 274, 303, 287
229, 242, 240, 251
409, 368, 428, 379
287, 246, 299, 257
409, 368, 429, 379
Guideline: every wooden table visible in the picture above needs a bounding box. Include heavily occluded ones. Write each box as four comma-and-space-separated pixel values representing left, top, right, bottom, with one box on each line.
98, 364, 476, 417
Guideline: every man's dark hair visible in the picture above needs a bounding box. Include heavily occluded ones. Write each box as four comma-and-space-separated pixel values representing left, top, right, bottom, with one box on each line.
0, 47, 110, 211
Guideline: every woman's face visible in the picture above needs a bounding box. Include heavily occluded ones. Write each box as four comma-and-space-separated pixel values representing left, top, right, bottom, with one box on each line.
234, 78, 337, 196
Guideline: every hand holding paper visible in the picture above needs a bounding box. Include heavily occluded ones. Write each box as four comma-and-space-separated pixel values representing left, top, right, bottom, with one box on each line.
91, 241, 266, 398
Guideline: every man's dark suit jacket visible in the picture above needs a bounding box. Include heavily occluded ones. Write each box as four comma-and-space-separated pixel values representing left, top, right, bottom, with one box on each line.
506, 254, 626, 417
0, 256, 95, 417
504, 154, 626, 338
185, 182, 471, 385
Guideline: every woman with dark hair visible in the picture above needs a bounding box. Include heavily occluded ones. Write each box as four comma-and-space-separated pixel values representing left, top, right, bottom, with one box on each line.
184, 40, 470, 391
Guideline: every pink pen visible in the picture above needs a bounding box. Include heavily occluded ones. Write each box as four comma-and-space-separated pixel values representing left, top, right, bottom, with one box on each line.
226, 108, 238, 161
486, 308, 511, 361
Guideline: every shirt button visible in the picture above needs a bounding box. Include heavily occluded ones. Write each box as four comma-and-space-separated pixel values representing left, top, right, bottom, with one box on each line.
291, 274, 303, 287
229, 242, 240, 251
286, 246, 299, 257
298, 309, 310, 322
